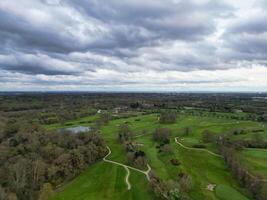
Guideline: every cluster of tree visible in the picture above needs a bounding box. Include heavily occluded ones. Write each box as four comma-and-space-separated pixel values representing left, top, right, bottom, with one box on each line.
0, 119, 107, 200
126, 149, 147, 168
182, 127, 192, 136
95, 113, 111, 128
153, 128, 172, 153
118, 124, 133, 143
117, 124, 147, 168
218, 137, 267, 200
153, 128, 171, 144
159, 111, 177, 124
149, 171, 192, 200
184, 109, 263, 122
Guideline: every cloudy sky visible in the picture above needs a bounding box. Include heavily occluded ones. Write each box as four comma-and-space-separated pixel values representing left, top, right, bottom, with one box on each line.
0, 0, 267, 91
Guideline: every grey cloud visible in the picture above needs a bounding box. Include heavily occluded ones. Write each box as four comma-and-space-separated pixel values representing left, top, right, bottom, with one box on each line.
0, 0, 233, 56
223, 11, 267, 62
228, 15, 267, 34
66, 0, 233, 42
0, 0, 267, 91
0, 53, 81, 75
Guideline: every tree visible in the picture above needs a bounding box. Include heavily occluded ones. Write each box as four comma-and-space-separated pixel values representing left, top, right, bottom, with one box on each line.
7, 193, 18, 200
183, 127, 192, 136
32, 159, 47, 189
0, 186, 7, 200
9, 158, 29, 198
177, 173, 193, 193
118, 124, 133, 143
153, 128, 171, 143
149, 172, 168, 199
169, 188, 182, 200
99, 113, 110, 125
259, 183, 267, 200
161, 144, 172, 153
202, 129, 215, 143
159, 111, 177, 124
4, 119, 19, 138
38, 183, 54, 200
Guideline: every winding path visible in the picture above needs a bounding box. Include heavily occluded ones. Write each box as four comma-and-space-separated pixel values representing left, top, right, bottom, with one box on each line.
123, 166, 131, 190
103, 146, 151, 190
174, 137, 267, 182
174, 137, 223, 158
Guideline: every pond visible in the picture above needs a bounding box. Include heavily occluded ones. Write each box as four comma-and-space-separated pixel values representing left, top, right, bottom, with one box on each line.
59, 126, 91, 134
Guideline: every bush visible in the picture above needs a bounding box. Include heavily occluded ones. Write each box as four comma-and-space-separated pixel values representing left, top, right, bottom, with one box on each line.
170, 159, 180, 166
192, 144, 206, 148
160, 144, 172, 153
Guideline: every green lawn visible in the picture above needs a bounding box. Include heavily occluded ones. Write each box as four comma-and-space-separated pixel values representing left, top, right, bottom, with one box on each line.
239, 149, 267, 179
53, 162, 156, 200
215, 185, 249, 200
51, 112, 266, 200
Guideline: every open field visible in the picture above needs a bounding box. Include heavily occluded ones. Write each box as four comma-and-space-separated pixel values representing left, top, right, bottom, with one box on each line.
51, 112, 267, 200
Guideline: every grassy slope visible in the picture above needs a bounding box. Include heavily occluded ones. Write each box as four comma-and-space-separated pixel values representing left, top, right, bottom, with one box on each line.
239, 149, 267, 179
51, 112, 266, 200
53, 162, 155, 200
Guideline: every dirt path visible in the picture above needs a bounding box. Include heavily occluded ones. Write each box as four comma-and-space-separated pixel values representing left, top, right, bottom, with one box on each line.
174, 137, 223, 158
103, 146, 151, 190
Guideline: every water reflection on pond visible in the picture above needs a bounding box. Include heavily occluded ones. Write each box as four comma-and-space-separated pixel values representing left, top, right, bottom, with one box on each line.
59, 126, 90, 134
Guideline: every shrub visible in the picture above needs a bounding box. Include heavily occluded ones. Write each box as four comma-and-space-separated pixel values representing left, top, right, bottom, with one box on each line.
170, 159, 180, 166
192, 144, 206, 148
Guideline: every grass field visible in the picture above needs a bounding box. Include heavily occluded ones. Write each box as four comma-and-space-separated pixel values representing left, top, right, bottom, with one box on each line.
50, 112, 267, 200
53, 162, 156, 200
239, 149, 267, 179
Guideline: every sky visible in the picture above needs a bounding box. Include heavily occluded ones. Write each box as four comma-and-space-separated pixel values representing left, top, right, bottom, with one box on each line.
0, 0, 267, 92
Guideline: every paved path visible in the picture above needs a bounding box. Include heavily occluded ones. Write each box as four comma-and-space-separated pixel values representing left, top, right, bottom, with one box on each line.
123, 166, 131, 190
103, 146, 151, 190
174, 137, 223, 158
